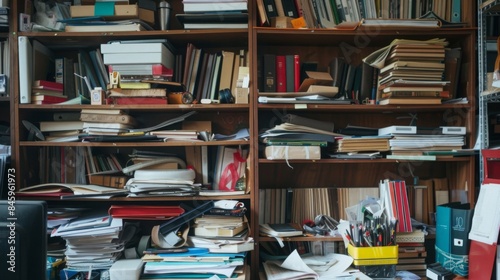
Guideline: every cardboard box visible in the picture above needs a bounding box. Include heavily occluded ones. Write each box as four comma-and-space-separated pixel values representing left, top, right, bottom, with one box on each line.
271, 16, 293, 28
234, 87, 249, 104
70, 4, 155, 26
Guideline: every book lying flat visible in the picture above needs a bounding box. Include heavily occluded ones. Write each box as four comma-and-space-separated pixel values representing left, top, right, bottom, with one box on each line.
65, 23, 145, 32
265, 145, 321, 160
108, 205, 185, 220
260, 223, 303, 237
16, 183, 127, 197
378, 98, 442, 105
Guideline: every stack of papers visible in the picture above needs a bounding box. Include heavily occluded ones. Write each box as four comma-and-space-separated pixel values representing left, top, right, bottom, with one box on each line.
125, 168, 201, 197
51, 212, 124, 270
389, 135, 465, 150
125, 179, 200, 197
263, 249, 370, 280
335, 136, 391, 153
141, 247, 246, 279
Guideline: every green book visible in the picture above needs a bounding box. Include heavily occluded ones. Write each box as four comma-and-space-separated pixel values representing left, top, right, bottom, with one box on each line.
265, 139, 327, 147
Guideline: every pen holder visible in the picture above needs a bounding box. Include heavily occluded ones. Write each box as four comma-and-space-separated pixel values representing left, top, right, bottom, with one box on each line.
347, 244, 398, 278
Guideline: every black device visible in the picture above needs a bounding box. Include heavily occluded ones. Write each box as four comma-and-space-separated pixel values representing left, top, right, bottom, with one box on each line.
0, 200, 47, 280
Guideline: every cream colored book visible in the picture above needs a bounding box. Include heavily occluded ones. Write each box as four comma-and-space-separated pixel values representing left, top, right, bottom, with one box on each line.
65, 23, 145, 32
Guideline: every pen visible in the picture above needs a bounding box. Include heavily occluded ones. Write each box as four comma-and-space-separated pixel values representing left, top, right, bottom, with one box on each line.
364, 231, 373, 247
345, 231, 355, 246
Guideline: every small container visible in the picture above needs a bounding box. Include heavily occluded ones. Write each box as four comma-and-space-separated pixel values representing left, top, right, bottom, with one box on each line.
159, 1, 171, 30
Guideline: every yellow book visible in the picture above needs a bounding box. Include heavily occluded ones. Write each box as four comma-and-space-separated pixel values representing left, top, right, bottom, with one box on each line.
118, 82, 151, 89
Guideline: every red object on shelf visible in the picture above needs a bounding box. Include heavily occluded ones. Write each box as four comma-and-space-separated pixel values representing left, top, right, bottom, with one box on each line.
482, 149, 500, 184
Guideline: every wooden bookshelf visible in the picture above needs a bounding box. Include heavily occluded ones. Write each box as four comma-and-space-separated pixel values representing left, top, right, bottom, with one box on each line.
8, 0, 478, 279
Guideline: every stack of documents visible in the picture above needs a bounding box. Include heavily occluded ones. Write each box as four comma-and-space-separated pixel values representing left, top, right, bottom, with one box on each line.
379, 125, 467, 158
187, 236, 254, 254
261, 120, 340, 142
125, 169, 200, 197
51, 211, 124, 270
389, 135, 464, 149
141, 247, 246, 279
334, 136, 391, 153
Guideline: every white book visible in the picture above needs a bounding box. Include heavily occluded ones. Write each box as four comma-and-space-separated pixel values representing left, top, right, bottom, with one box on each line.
80, 109, 124, 115
133, 169, 196, 181
40, 121, 84, 132
104, 52, 173, 68
183, 1, 247, 13
18, 36, 32, 104
378, 125, 417, 136
82, 122, 132, 129
386, 154, 436, 161
440, 126, 466, 135
100, 42, 170, 54
64, 23, 144, 33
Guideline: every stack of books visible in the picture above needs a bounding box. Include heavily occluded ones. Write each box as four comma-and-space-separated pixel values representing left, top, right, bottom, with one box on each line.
396, 230, 428, 278
193, 214, 247, 236
63, 3, 155, 32
380, 125, 466, 159
365, 38, 450, 105
260, 114, 338, 160
334, 135, 390, 153
189, 213, 253, 253
100, 39, 175, 104
31, 80, 68, 104
80, 109, 135, 136
176, 0, 248, 29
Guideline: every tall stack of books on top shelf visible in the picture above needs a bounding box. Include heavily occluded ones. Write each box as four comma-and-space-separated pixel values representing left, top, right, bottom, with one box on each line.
100, 39, 175, 105
176, 0, 248, 29
372, 39, 450, 105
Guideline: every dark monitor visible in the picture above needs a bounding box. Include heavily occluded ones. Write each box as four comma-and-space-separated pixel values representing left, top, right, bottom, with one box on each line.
0, 200, 47, 280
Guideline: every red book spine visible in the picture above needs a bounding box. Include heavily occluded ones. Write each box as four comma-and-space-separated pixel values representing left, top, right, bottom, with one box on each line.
294, 54, 300, 92
33, 80, 64, 91
33, 95, 68, 103
152, 64, 174, 76
275, 55, 287, 92
400, 181, 413, 232
112, 97, 168, 105
394, 181, 406, 232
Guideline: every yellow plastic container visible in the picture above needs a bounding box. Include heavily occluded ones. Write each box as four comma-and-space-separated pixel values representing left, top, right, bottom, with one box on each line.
348, 244, 399, 266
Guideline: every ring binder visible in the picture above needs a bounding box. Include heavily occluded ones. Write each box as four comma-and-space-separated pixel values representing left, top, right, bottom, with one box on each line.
158, 200, 214, 236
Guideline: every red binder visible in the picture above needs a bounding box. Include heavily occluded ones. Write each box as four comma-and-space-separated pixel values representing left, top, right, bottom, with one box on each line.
469, 240, 497, 280
108, 205, 184, 220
